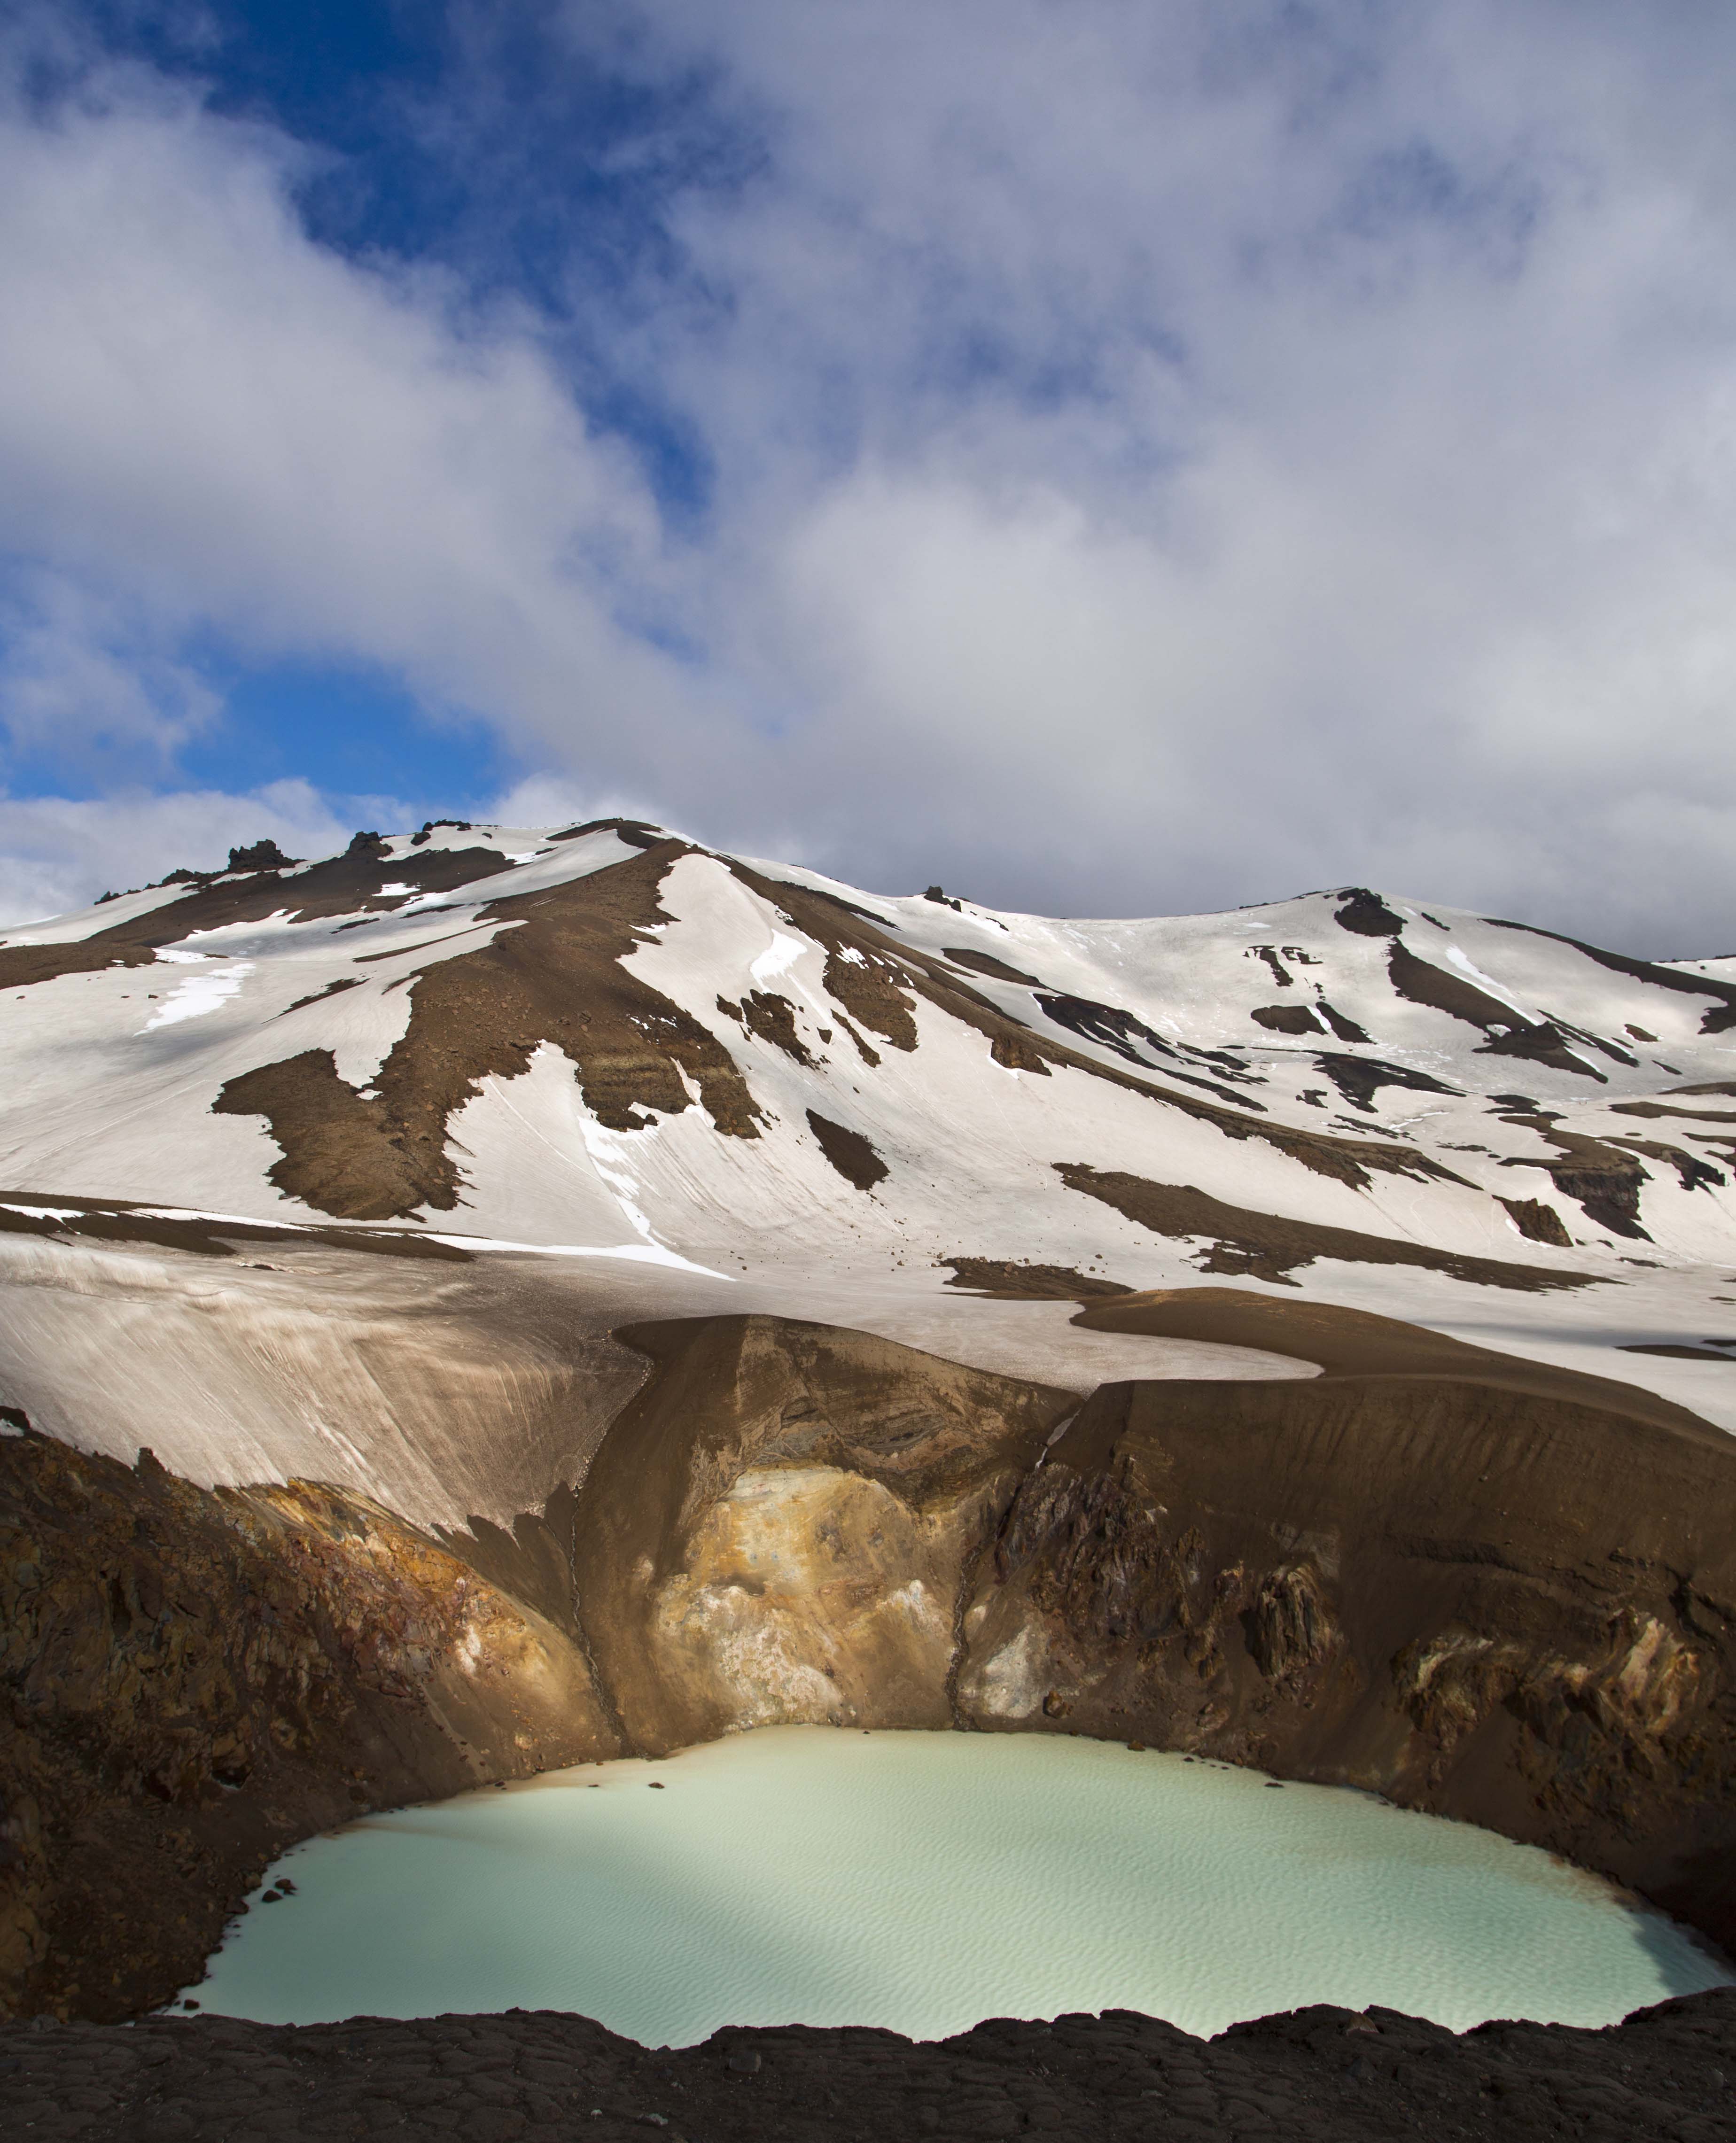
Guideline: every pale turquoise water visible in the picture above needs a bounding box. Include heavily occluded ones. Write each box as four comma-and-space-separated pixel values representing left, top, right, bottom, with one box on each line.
185, 1728, 1729, 2044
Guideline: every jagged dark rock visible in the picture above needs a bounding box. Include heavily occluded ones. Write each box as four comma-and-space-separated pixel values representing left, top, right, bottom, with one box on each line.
3, 1990, 1733, 2140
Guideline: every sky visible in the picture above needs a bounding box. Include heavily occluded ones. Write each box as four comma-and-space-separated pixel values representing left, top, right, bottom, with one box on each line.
2, 1, 1736, 951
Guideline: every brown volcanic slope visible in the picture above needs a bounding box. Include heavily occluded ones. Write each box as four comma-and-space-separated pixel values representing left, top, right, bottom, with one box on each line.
1068, 1285, 1723, 1428
216, 839, 763, 1218
1054, 1165, 1594, 1292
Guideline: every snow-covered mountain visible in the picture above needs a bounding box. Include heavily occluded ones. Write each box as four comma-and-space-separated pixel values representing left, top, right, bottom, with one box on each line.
10, 814, 1736, 2024
1, 815, 1734, 1526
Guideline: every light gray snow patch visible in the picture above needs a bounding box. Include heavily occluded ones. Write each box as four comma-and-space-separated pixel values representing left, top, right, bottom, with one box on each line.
140, 958, 254, 1030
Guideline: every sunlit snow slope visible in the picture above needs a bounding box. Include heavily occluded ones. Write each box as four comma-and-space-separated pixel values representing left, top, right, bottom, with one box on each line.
3, 814, 1736, 1517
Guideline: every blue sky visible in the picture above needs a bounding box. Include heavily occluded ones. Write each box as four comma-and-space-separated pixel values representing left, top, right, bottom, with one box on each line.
2, 2, 1736, 949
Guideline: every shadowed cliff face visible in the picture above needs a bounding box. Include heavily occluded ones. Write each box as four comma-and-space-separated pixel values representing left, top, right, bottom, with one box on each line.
5, 1298, 1736, 2021
957, 1375, 1736, 1943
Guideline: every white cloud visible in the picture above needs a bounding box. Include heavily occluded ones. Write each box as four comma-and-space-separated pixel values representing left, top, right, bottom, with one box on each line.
0, 572, 220, 769
0, 45, 706, 774
0, 779, 374, 925
4, 4, 1736, 951
594, 0, 1736, 944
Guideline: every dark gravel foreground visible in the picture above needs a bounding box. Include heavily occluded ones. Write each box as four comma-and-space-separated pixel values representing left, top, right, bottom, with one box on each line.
2, 1992, 1735, 2142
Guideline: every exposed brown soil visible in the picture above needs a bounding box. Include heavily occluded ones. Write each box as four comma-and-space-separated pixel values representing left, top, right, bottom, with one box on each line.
0, 1193, 474, 1263
1066, 1287, 1719, 1435
0, 1429, 613, 2021
1496, 1115, 1654, 1239
1616, 1102, 1736, 1123
214, 1050, 428, 1220
1311, 1053, 1458, 1114
550, 816, 665, 849
719, 990, 816, 1065
804, 1110, 888, 1190
1037, 993, 1275, 1112
277, 976, 361, 1016
1622, 1344, 1736, 1363
1250, 1003, 1321, 1034
1317, 999, 1373, 1043
818, 945, 921, 1050
6, 1991, 1736, 2141
215, 842, 764, 1218
831, 1012, 882, 1066
1053, 1165, 1595, 1293
940, 1258, 1133, 1301
1333, 887, 1407, 936
1500, 1195, 1574, 1246
940, 946, 1045, 986
1608, 1135, 1728, 1194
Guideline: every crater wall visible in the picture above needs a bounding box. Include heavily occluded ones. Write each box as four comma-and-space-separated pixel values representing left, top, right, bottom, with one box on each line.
3, 1297, 1735, 2020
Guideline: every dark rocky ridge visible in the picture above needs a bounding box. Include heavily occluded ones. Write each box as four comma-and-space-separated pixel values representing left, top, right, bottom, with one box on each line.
4, 1991, 1736, 2141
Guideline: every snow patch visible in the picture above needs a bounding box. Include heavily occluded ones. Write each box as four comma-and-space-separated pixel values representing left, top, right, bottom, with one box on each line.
141, 960, 254, 1029
750, 932, 810, 988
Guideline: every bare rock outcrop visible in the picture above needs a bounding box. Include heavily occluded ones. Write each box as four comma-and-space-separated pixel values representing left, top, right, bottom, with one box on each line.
569, 1316, 1073, 1754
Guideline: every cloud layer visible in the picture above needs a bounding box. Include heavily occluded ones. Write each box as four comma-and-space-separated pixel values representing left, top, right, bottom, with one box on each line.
3, 3, 1736, 950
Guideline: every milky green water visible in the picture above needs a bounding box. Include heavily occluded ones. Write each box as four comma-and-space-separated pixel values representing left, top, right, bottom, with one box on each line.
186, 1728, 1728, 2044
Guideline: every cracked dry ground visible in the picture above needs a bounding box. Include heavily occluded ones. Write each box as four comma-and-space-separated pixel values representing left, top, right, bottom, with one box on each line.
2, 1994, 1735, 2142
